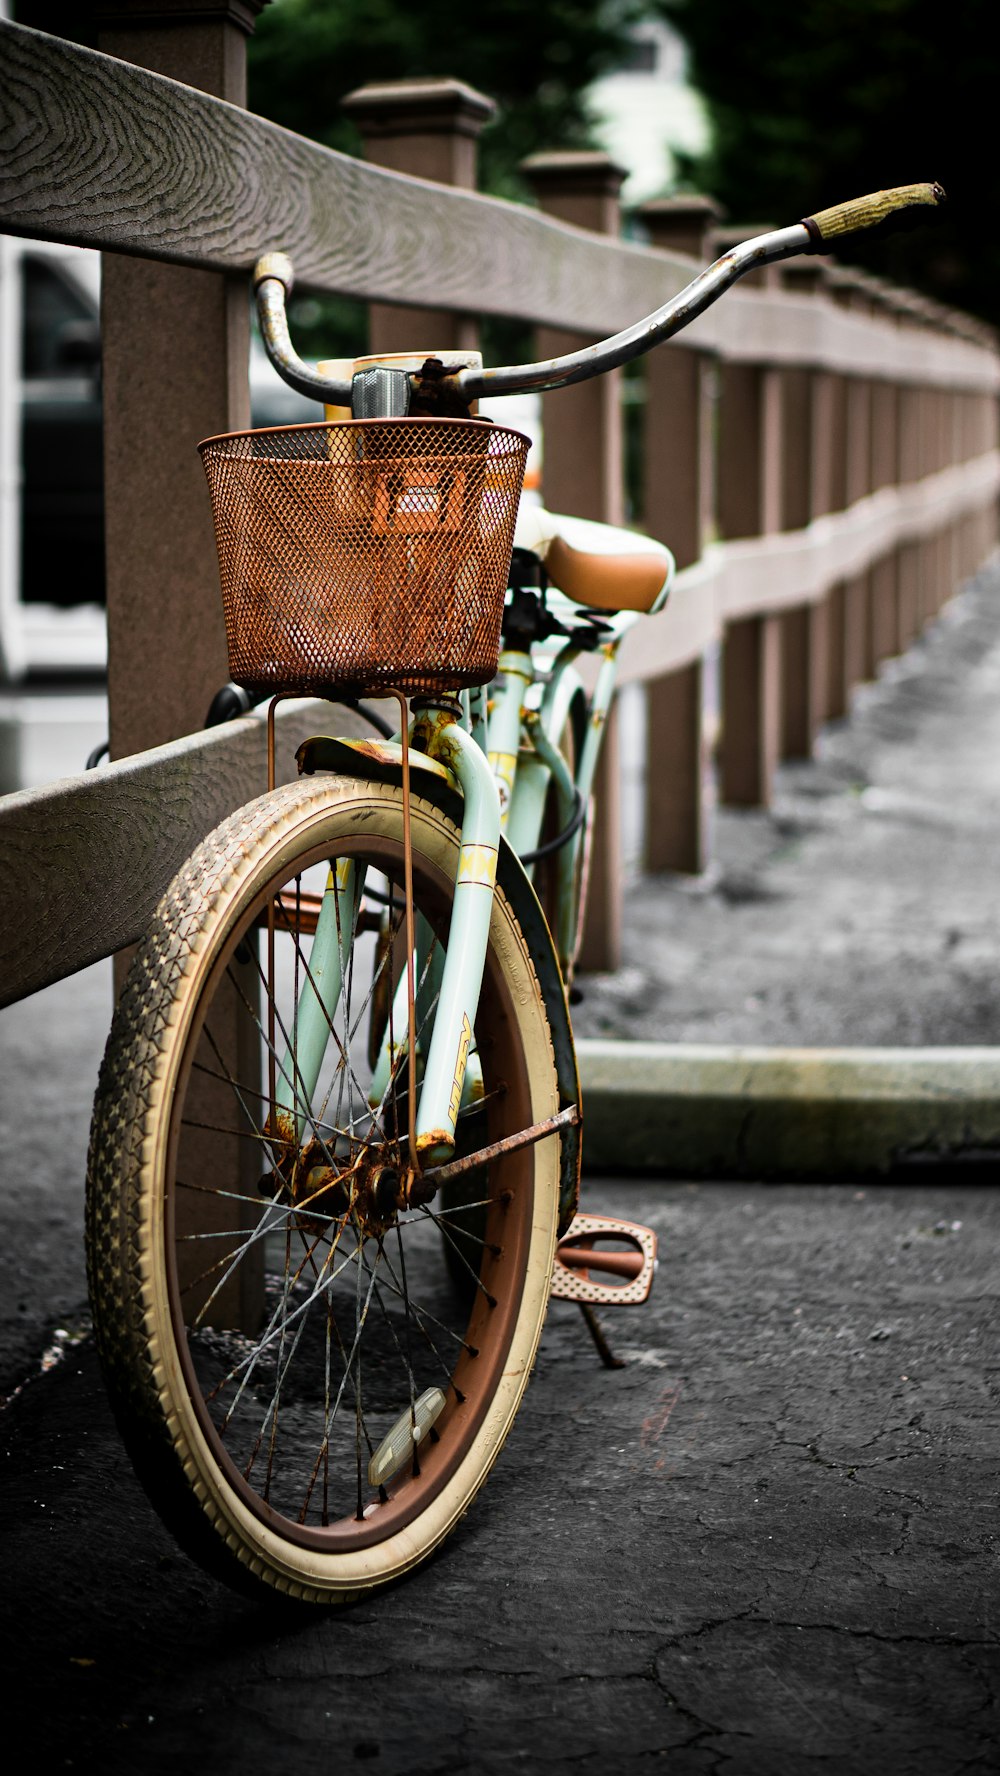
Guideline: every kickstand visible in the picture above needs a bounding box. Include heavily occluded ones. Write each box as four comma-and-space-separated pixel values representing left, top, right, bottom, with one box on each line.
578, 1302, 626, 1370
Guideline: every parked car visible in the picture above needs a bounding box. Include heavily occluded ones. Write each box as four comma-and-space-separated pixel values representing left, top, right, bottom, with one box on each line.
20, 244, 104, 610
6, 244, 317, 672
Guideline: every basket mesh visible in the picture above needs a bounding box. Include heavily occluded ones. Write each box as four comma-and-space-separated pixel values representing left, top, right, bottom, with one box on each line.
199, 417, 529, 698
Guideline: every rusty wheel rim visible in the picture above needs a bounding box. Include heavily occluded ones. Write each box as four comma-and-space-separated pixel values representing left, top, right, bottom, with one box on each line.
163, 824, 536, 1552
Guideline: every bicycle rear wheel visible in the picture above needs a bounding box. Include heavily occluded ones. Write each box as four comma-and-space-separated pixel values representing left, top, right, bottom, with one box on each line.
86, 774, 560, 1603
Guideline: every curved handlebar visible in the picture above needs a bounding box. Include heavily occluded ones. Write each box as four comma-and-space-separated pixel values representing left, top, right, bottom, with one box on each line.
467, 223, 812, 398
253, 252, 351, 403
253, 182, 945, 412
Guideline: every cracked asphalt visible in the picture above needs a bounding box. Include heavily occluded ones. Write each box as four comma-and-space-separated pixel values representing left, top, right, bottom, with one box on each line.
3, 566, 1000, 1770
2, 1178, 997, 1773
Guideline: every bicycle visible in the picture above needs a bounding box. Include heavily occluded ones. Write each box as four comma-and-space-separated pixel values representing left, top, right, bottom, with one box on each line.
84, 183, 944, 1604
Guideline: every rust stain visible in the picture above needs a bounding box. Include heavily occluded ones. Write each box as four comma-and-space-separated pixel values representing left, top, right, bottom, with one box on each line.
641, 1380, 684, 1448
422, 1104, 579, 1188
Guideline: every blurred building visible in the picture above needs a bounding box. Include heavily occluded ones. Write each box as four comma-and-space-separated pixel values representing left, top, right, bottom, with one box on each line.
587, 16, 709, 206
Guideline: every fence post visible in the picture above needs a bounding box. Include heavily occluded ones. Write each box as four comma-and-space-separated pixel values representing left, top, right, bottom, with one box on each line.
810, 305, 849, 726
895, 295, 925, 652
341, 79, 495, 356
96, 0, 267, 760
0, 231, 21, 682
916, 321, 947, 624
521, 152, 627, 523
830, 271, 875, 704
94, 0, 268, 1328
981, 341, 1000, 561
777, 260, 827, 759
637, 197, 719, 874
714, 226, 783, 807
522, 150, 627, 971
867, 285, 902, 674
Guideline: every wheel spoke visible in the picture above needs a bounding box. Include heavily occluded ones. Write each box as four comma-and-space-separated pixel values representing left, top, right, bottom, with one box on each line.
86, 781, 558, 1593
417, 1203, 497, 1304
272, 882, 381, 1146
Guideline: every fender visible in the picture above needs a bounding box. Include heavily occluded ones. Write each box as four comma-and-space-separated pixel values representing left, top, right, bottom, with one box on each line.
298, 732, 581, 1233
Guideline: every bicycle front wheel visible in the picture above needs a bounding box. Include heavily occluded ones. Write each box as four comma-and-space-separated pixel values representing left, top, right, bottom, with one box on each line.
86, 774, 560, 1604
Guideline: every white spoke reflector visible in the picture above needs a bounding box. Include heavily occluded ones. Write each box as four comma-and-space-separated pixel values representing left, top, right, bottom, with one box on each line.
367, 1386, 447, 1489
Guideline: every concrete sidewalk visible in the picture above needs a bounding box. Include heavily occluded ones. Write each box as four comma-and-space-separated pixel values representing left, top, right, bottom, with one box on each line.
578, 558, 1000, 1054
574, 559, 1000, 1176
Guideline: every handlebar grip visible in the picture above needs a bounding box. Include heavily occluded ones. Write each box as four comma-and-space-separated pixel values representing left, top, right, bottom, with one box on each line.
801, 182, 946, 251
253, 251, 295, 295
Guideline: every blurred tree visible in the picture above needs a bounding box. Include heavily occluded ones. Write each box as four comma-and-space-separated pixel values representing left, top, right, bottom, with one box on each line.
248, 0, 645, 198
658, 0, 996, 325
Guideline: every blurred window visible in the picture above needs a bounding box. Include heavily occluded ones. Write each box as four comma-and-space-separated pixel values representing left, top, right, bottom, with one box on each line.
22, 257, 98, 379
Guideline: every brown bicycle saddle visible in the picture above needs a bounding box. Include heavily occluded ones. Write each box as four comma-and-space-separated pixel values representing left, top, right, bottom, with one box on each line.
513, 504, 671, 614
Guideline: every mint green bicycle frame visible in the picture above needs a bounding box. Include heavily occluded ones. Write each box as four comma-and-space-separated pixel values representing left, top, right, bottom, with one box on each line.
254, 193, 926, 1184
273, 560, 673, 1172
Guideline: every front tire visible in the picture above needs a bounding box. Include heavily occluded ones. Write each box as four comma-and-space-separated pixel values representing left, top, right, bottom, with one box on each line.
86, 775, 560, 1603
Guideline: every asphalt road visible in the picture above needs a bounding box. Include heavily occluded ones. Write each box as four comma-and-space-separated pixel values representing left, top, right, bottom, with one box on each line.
2, 1176, 997, 1774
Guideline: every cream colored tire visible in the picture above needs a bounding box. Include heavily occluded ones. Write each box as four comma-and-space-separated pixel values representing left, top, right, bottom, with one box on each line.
86, 775, 560, 1604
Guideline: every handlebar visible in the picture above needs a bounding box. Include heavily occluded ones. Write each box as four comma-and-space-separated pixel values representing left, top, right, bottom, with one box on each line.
253, 182, 945, 415
802, 181, 945, 251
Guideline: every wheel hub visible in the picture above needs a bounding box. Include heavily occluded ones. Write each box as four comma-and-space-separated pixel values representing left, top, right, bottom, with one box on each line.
260, 1137, 409, 1237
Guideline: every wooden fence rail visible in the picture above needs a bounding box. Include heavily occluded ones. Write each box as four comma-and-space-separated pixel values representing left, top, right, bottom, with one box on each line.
1, 7, 997, 1000
0, 700, 363, 1008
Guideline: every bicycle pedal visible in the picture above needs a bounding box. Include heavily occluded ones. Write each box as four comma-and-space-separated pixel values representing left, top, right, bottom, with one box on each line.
551, 1213, 657, 1306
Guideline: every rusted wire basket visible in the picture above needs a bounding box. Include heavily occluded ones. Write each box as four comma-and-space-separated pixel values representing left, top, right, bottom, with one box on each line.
199, 417, 530, 698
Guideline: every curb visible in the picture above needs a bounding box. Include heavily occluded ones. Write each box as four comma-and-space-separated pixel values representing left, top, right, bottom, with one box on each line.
576, 1040, 1000, 1178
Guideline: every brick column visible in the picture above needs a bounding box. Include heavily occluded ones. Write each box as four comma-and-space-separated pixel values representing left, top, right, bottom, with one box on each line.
97, 0, 267, 760
341, 78, 495, 357
637, 196, 720, 873
522, 151, 626, 970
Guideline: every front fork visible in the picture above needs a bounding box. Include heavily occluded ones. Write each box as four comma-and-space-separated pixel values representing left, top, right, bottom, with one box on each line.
275, 699, 501, 1171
